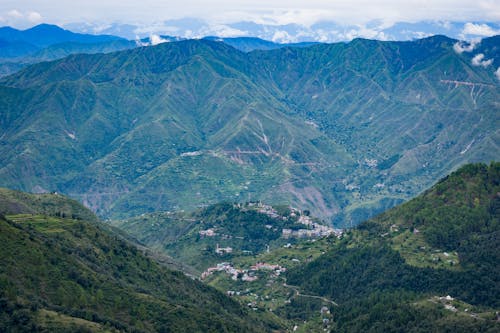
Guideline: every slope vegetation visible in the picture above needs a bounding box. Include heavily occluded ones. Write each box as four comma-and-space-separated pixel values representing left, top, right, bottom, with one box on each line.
0, 188, 280, 332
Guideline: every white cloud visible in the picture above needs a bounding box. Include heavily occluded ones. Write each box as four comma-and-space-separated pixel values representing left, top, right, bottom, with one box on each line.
7, 9, 23, 19
311, 29, 330, 42
271, 30, 296, 43
135, 34, 173, 46
495, 67, 500, 80
91, 23, 112, 34
405, 30, 433, 39
27, 11, 42, 23
133, 24, 181, 35
150, 34, 169, 45
471, 53, 493, 67
453, 40, 480, 54
341, 26, 391, 41
436, 20, 452, 30
462, 22, 500, 37
200, 24, 248, 38
3, 9, 42, 27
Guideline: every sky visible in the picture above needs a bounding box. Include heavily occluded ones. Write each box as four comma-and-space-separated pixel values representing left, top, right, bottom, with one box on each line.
0, 1, 499, 42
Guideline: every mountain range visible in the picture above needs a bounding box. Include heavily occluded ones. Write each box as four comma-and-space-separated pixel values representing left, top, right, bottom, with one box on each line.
0, 33, 498, 224
0, 24, 326, 77
67, 20, 500, 44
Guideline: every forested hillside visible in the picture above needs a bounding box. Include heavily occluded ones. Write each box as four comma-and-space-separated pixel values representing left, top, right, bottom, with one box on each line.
284, 162, 499, 332
0, 188, 281, 332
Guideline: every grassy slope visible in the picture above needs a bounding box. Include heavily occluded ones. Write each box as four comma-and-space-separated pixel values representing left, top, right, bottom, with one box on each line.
0, 189, 281, 332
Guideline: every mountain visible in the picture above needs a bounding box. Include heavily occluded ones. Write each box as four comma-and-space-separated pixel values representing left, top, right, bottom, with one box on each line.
0, 38, 39, 58
0, 24, 123, 48
0, 36, 498, 224
66, 20, 500, 44
281, 162, 499, 332
0, 24, 316, 65
0, 24, 135, 77
0, 188, 281, 332
27, 39, 136, 61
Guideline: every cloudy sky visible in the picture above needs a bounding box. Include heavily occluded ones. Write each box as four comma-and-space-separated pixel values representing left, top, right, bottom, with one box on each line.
1, 0, 499, 42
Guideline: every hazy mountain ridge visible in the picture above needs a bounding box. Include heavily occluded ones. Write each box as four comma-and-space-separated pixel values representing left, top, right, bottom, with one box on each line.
0, 24, 136, 77
0, 24, 123, 48
0, 24, 326, 77
0, 35, 498, 224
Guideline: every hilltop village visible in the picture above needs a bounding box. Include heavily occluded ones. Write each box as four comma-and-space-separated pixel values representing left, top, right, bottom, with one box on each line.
200, 203, 343, 282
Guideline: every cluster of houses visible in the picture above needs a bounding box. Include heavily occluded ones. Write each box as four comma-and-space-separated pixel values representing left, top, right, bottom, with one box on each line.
201, 262, 240, 280
201, 261, 286, 282
199, 228, 216, 237
215, 243, 233, 254
251, 203, 344, 239
250, 262, 286, 274
282, 214, 343, 239
256, 204, 282, 219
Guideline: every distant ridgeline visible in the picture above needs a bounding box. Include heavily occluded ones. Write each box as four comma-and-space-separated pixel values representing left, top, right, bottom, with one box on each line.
0, 188, 281, 332
0, 24, 136, 76
0, 33, 499, 226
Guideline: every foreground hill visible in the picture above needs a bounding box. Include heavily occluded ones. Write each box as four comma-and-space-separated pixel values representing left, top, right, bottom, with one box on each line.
0, 36, 498, 224
0, 188, 280, 332
282, 162, 499, 332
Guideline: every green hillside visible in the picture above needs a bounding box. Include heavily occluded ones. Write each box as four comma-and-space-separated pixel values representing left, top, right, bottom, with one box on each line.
0, 36, 498, 224
113, 202, 337, 272
282, 162, 499, 332
0, 189, 281, 332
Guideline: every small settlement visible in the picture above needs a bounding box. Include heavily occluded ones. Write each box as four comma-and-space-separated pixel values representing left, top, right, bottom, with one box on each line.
200, 203, 343, 282
201, 262, 286, 281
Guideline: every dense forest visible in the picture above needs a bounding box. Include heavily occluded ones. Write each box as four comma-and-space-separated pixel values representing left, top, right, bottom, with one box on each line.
285, 162, 499, 332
